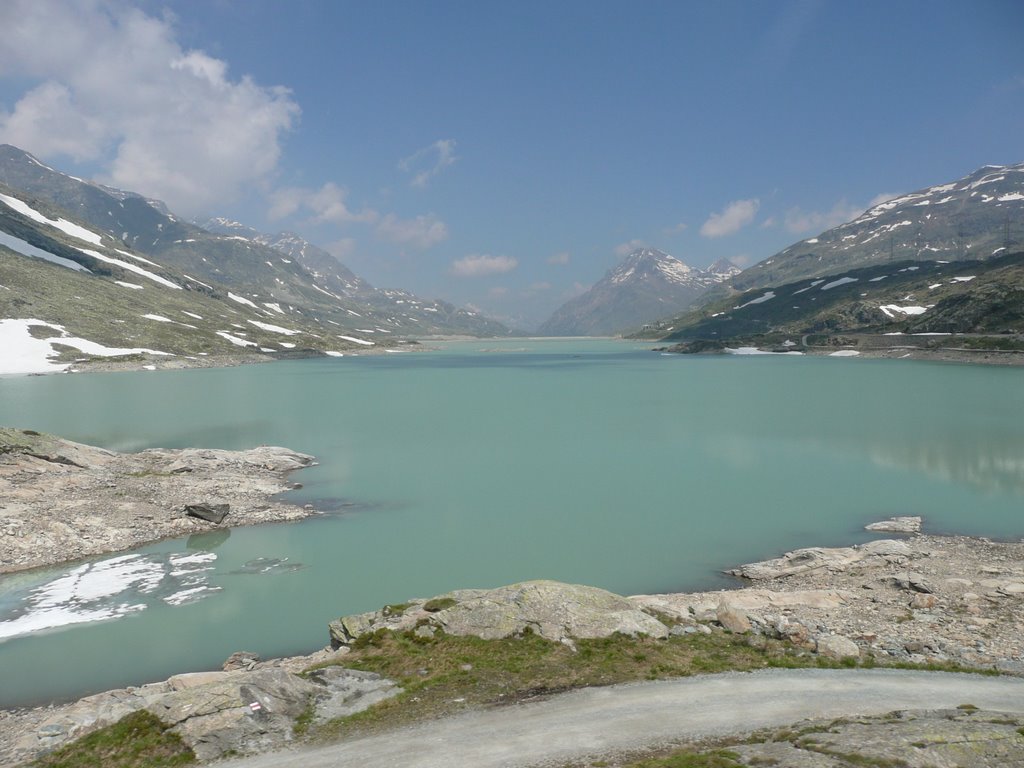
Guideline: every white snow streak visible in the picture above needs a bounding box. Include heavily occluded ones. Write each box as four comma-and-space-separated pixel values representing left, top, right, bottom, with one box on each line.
820, 276, 858, 291
76, 248, 180, 289
0, 193, 104, 245
0, 231, 90, 272
338, 335, 375, 346
248, 320, 299, 335
228, 292, 259, 309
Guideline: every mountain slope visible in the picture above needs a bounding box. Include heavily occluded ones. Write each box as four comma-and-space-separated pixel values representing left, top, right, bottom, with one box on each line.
199, 218, 509, 337
733, 162, 1024, 293
538, 248, 739, 336
0, 180, 404, 372
0, 145, 509, 338
657, 250, 1024, 343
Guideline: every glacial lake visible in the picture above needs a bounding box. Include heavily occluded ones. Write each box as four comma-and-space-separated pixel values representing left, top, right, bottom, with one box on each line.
2, 338, 1024, 707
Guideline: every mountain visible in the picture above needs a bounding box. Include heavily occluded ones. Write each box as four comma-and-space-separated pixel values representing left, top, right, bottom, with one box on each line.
732, 162, 1024, 293
656, 249, 1024, 345
198, 218, 506, 336
537, 248, 739, 336
643, 162, 1024, 349
0, 178, 394, 371
0, 144, 509, 339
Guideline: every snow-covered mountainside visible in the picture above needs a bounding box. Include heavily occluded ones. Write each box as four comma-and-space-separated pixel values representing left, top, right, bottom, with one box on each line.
538, 248, 739, 336
198, 217, 505, 335
734, 162, 1024, 292
0, 145, 509, 339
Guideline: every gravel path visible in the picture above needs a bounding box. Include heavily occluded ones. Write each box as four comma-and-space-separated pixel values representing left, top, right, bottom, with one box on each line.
221, 668, 1024, 768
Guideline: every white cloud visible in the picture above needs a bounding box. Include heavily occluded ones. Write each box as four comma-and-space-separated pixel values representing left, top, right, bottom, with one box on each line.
868, 192, 901, 208
399, 139, 457, 188
700, 199, 760, 238
663, 221, 688, 235
0, 0, 299, 217
375, 213, 448, 249
450, 254, 518, 277
784, 199, 865, 234
614, 239, 647, 257
547, 251, 570, 265
529, 281, 552, 291
270, 183, 379, 225
488, 286, 508, 297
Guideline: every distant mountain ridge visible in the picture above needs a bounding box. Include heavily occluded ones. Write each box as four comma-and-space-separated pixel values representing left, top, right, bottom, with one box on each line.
647, 162, 1024, 345
0, 144, 510, 338
538, 248, 739, 336
732, 162, 1024, 293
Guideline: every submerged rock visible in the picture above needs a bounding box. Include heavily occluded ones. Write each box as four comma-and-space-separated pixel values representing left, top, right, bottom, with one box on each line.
865, 516, 922, 533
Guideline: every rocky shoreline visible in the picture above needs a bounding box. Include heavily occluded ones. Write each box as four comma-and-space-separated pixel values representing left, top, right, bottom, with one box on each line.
0, 427, 317, 574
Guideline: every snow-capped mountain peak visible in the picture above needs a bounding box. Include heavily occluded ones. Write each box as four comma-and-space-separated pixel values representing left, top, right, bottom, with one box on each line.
538, 248, 737, 336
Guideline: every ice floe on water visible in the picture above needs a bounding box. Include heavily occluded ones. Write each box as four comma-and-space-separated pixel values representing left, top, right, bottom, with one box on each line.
229, 557, 306, 575
0, 551, 219, 642
725, 347, 803, 356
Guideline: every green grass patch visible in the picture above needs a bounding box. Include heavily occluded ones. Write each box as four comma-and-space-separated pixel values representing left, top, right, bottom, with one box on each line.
628, 749, 744, 767
306, 628, 821, 741
30, 710, 195, 768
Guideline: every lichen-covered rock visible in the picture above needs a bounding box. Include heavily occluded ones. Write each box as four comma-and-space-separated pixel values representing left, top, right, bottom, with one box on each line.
0, 429, 318, 574
715, 601, 751, 634
330, 580, 669, 646
433, 581, 669, 642
146, 667, 320, 762
816, 634, 860, 660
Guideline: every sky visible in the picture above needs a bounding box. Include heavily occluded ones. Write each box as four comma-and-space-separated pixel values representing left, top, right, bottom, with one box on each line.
0, 0, 1022, 329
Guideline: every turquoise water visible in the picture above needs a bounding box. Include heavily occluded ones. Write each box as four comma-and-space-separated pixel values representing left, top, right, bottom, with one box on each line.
1, 339, 1024, 706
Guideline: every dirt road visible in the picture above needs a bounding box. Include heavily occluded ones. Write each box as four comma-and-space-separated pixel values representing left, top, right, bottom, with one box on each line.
222, 668, 1024, 768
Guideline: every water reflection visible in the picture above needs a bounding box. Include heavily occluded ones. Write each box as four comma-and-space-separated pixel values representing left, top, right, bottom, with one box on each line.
186, 528, 231, 551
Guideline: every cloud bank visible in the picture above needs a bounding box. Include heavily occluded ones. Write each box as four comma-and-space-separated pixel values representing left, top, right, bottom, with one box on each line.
0, 0, 299, 216
450, 254, 518, 277
700, 199, 760, 238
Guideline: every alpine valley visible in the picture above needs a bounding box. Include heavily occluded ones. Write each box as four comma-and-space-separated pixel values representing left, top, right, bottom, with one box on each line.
0, 144, 509, 374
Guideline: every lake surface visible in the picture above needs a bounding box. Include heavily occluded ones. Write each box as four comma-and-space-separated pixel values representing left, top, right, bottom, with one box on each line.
2, 339, 1024, 707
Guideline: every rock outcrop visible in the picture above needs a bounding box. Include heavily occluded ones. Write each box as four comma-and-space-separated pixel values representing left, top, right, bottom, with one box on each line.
0, 649, 399, 765
330, 580, 670, 646
726, 539, 912, 580
732, 708, 1024, 766
0, 428, 317, 573
865, 515, 922, 533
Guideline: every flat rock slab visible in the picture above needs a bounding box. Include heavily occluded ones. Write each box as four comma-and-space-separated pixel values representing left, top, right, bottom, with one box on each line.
0, 428, 316, 573
865, 515, 922, 533
330, 580, 669, 646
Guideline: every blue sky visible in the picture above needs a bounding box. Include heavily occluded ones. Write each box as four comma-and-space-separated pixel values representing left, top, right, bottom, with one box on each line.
0, 0, 1022, 328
